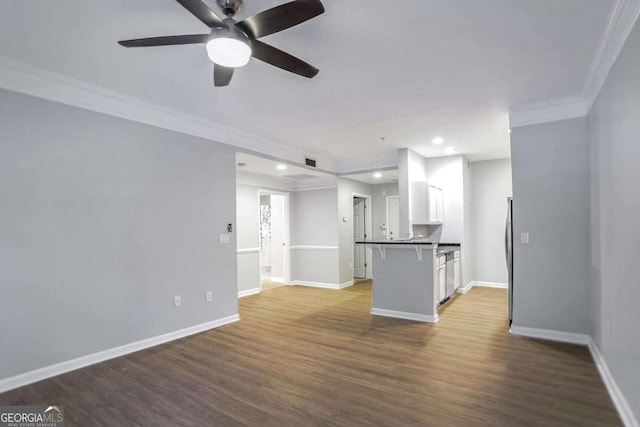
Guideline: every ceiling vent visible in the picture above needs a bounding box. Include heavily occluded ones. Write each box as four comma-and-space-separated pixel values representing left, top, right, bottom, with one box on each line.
305, 158, 317, 168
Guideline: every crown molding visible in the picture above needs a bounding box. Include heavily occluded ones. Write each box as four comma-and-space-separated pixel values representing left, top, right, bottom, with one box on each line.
583, 0, 640, 107
335, 152, 399, 174
0, 55, 336, 171
509, 0, 640, 129
509, 97, 589, 128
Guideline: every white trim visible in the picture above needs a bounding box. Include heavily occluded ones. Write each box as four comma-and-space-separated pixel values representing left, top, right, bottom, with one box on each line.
457, 281, 508, 293
371, 308, 439, 323
509, 326, 591, 345
258, 189, 291, 285
588, 340, 640, 427
289, 280, 353, 290
238, 288, 261, 298
289, 245, 339, 251
0, 314, 239, 394
352, 192, 373, 280
509, 97, 589, 128
269, 276, 285, 283
335, 152, 399, 175
457, 282, 475, 294
0, 55, 336, 172
583, 0, 640, 107
509, 0, 640, 129
474, 281, 508, 289
237, 248, 259, 254
294, 185, 338, 192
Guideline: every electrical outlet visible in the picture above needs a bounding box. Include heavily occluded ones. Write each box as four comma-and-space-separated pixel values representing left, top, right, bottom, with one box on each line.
219, 234, 230, 244
173, 295, 182, 307
520, 232, 529, 244
206, 291, 213, 302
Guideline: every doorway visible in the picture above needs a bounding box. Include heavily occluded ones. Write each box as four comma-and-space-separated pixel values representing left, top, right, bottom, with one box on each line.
386, 195, 400, 240
259, 191, 290, 290
353, 194, 372, 280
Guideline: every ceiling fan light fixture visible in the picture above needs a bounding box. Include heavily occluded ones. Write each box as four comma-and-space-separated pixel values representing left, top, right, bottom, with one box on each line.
206, 27, 252, 68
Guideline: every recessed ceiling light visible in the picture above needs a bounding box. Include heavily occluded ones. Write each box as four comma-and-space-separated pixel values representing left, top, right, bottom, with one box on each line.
508, 128, 512, 134
373, 172, 382, 179
444, 147, 456, 154
432, 137, 445, 145
276, 164, 287, 170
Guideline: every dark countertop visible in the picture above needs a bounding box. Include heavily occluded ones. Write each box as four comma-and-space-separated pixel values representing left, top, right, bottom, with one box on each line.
356, 240, 460, 247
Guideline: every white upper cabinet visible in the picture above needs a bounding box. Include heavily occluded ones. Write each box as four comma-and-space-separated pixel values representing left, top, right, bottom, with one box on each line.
411, 182, 444, 225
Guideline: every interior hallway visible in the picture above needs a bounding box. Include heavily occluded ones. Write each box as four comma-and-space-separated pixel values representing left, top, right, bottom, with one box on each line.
0, 282, 620, 426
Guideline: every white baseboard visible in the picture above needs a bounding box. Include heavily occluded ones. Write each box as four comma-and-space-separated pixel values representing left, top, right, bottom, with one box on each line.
457, 281, 508, 294
238, 287, 261, 298
289, 280, 353, 290
371, 308, 438, 323
588, 340, 639, 427
474, 281, 508, 289
509, 325, 591, 345
0, 314, 240, 394
506, 325, 637, 426
457, 282, 474, 294
269, 277, 285, 283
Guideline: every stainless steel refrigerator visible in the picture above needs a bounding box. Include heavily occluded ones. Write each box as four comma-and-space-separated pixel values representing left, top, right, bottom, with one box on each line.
505, 197, 514, 326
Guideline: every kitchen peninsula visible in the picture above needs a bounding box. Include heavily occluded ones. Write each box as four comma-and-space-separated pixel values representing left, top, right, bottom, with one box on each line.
358, 241, 461, 323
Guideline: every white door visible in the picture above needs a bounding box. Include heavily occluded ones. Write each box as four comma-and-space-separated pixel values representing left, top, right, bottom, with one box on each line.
353, 197, 366, 278
386, 196, 400, 240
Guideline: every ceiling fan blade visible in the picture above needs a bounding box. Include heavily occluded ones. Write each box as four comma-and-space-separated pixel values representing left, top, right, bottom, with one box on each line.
214, 64, 234, 87
118, 34, 209, 47
237, 0, 324, 39
175, 0, 225, 28
251, 40, 319, 78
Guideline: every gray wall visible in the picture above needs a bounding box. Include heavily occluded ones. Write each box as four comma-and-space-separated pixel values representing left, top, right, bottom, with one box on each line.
289, 187, 340, 284
337, 178, 373, 283
290, 188, 338, 247
462, 157, 473, 287
236, 184, 260, 250
470, 159, 513, 284
588, 17, 640, 420
235, 183, 261, 293
0, 89, 238, 380
510, 118, 591, 334
370, 183, 399, 241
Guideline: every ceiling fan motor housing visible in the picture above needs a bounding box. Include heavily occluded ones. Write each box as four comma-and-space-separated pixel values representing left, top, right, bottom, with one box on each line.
217, 0, 243, 17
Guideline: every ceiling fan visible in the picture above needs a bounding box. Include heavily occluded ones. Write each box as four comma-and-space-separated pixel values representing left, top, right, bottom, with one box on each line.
118, 0, 324, 87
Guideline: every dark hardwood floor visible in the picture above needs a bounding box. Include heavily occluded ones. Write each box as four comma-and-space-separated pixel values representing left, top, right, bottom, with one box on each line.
0, 282, 621, 426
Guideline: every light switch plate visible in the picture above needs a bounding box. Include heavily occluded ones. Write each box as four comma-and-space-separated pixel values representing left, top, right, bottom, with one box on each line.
219, 234, 230, 244
520, 232, 529, 244
174, 295, 182, 307
206, 291, 213, 302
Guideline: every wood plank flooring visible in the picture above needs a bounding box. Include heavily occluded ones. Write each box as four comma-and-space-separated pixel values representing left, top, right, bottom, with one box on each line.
0, 281, 621, 426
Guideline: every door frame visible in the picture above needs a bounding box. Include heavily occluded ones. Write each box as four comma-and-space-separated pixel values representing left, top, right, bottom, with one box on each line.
386, 195, 399, 240
257, 189, 291, 288
352, 192, 372, 279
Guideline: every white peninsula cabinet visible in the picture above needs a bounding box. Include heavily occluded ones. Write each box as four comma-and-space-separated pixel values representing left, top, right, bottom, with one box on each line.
411, 182, 444, 225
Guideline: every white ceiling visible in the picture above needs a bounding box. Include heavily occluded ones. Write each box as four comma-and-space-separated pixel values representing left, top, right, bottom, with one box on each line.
0, 0, 614, 167
236, 152, 332, 179
342, 169, 399, 185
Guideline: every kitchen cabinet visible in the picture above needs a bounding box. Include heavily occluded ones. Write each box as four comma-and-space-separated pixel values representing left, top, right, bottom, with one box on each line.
411, 182, 444, 225
436, 254, 446, 303
453, 250, 461, 290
